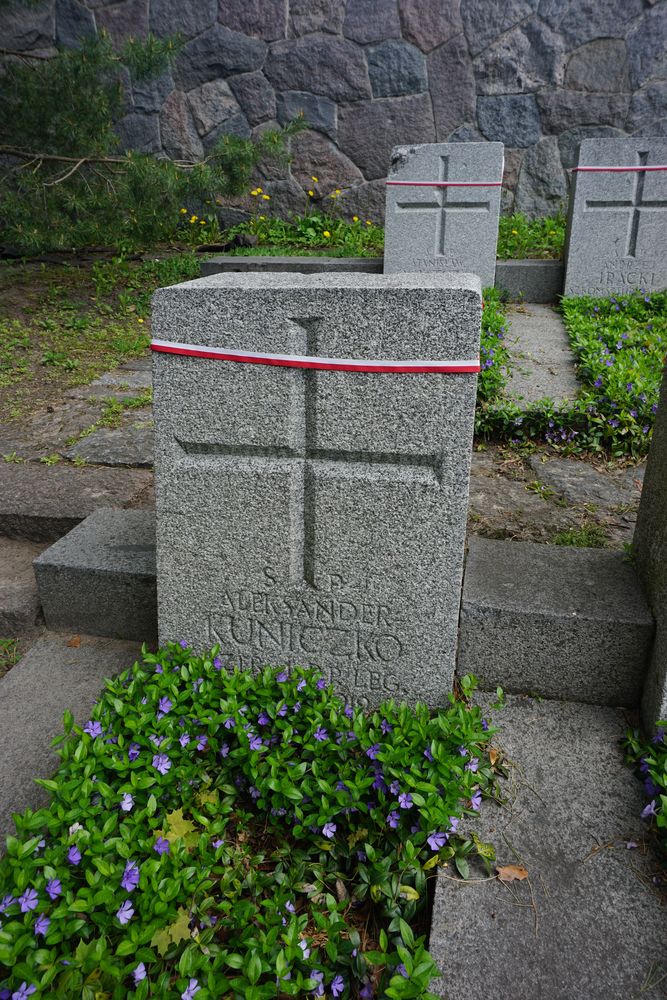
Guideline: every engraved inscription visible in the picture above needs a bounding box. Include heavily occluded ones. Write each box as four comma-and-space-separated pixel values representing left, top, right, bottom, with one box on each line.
411, 256, 464, 270
394, 154, 491, 258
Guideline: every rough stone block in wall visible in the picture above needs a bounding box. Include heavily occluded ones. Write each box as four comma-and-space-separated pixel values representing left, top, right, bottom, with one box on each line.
152, 272, 481, 708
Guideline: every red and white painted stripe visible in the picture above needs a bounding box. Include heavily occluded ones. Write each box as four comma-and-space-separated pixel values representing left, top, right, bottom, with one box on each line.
571, 165, 667, 173
385, 180, 502, 187
150, 339, 480, 374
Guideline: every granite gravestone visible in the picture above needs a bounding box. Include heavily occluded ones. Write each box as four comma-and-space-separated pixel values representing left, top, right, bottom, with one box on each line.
383, 142, 504, 288
633, 364, 667, 729
152, 272, 481, 707
564, 138, 667, 297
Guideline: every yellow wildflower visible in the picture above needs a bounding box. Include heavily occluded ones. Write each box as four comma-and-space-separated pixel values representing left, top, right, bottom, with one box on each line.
180, 208, 187, 214
311, 175, 318, 182
308, 190, 315, 197
352, 215, 359, 222
365, 220, 372, 226
323, 230, 331, 238
256, 187, 263, 193
250, 189, 258, 196
189, 216, 197, 224
511, 229, 518, 235
259, 215, 266, 220
335, 188, 341, 194
200, 220, 206, 225
137, 318, 144, 323
262, 194, 271, 200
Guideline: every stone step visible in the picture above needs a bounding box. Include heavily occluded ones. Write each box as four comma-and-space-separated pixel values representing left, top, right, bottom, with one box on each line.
0, 537, 47, 635
504, 303, 581, 405
0, 632, 141, 847
429, 694, 666, 1000
33, 508, 157, 643
458, 536, 654, 706
0, 462, 154, 542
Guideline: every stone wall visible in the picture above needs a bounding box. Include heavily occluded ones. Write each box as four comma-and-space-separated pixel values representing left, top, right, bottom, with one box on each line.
2, 0, 666, 221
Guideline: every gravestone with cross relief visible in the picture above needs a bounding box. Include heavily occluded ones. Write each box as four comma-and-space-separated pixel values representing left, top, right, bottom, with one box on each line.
564, 138, 667, 296
151, 272, 481, 707
383, 142, 504, 288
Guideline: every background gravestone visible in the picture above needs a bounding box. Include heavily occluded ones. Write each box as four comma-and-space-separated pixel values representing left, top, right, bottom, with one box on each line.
633, 363, 667, 729
383, 142, 503, 288
564, 138, 667, 297
152, 272, 481, 707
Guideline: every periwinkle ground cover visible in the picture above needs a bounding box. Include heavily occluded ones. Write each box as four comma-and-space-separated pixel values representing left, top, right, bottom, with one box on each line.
0, 645, 498, 1000
476, 290, 667, 460
624, 724, 667, 860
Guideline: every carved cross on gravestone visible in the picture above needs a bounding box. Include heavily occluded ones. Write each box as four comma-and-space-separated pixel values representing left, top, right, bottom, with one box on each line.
394, 154, 492, 257
584, 151, 667, 258
176, 317, 442, 589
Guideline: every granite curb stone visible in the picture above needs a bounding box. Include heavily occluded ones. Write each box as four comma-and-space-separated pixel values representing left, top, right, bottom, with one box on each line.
34, 508, 157, 643
458, 536, 654, 705
0, 463, 154, 542
633, 363, 667, 728
152, 272, 481, 707
0, 538, 47, 635
0, 633, 142, 849
199, 255, 563, 302
430, 694, 667, 1000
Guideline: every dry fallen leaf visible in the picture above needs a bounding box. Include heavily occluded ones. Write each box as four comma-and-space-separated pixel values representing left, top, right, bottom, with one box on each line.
67, 635, 81, 648
497, 864, 529, 883
489, 748, 499, 766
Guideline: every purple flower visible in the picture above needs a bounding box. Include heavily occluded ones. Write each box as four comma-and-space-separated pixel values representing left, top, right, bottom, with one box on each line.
316, 679, 327, 690
381, 719, 393, 734
448, 816, 460, 833
387, 810, 400, 829
128, 742, 141, 761
196, 735, 208, 751
256, 711, 270, 727
344, 703, 353, 719
458, 746, 467, 756
397, 963, 409, 978
121, 860, 140, 892
179, 639, 188, 649
250, 786, 260, 800
360, 984, 373, 999
466, 757, 479, 773
120, 792, 134, 813
83, 720, 102, 738
67, 845, 81, 866
314, 727, 328, 742
471, 789, 482, 811
331, 975, 345, 997
157, 696, 173, 719
366, 743, 380, 760
277, 703, 288, 717
0, 894, 15, 913
224, 717, 235, 729
220, 742, 230, 757
179, 733, 191, 747
310, 970, 324, 996
33, 913, 50, 936
19, 888, 38, 913
423, 747, 434, 762
293, 701, 301, 714
641, 800, 658, 820
149, 734, 163, 747
213, 657, 223, 670
389, 780, 400, 795
297, 679, 306, 692
155, 663, 164, 674
322, 821, 337, 839
154, 836, 170, 856
398, 792, 413, 809
133, 963, 147, 985
481, 718, 489, 732
626, 840, 638, 850
427, 831, 448, 851
45, 879, 61, 901
152, 753, 171, 775
116, 900, 134, 925
249, 735, 263, 751
593, 377, 603, 388
181, 979, 200, 1000
11, 984, 36, 1000
276, 670, 288, 682
212, 837, 225, 849
299, 939, 311, 959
